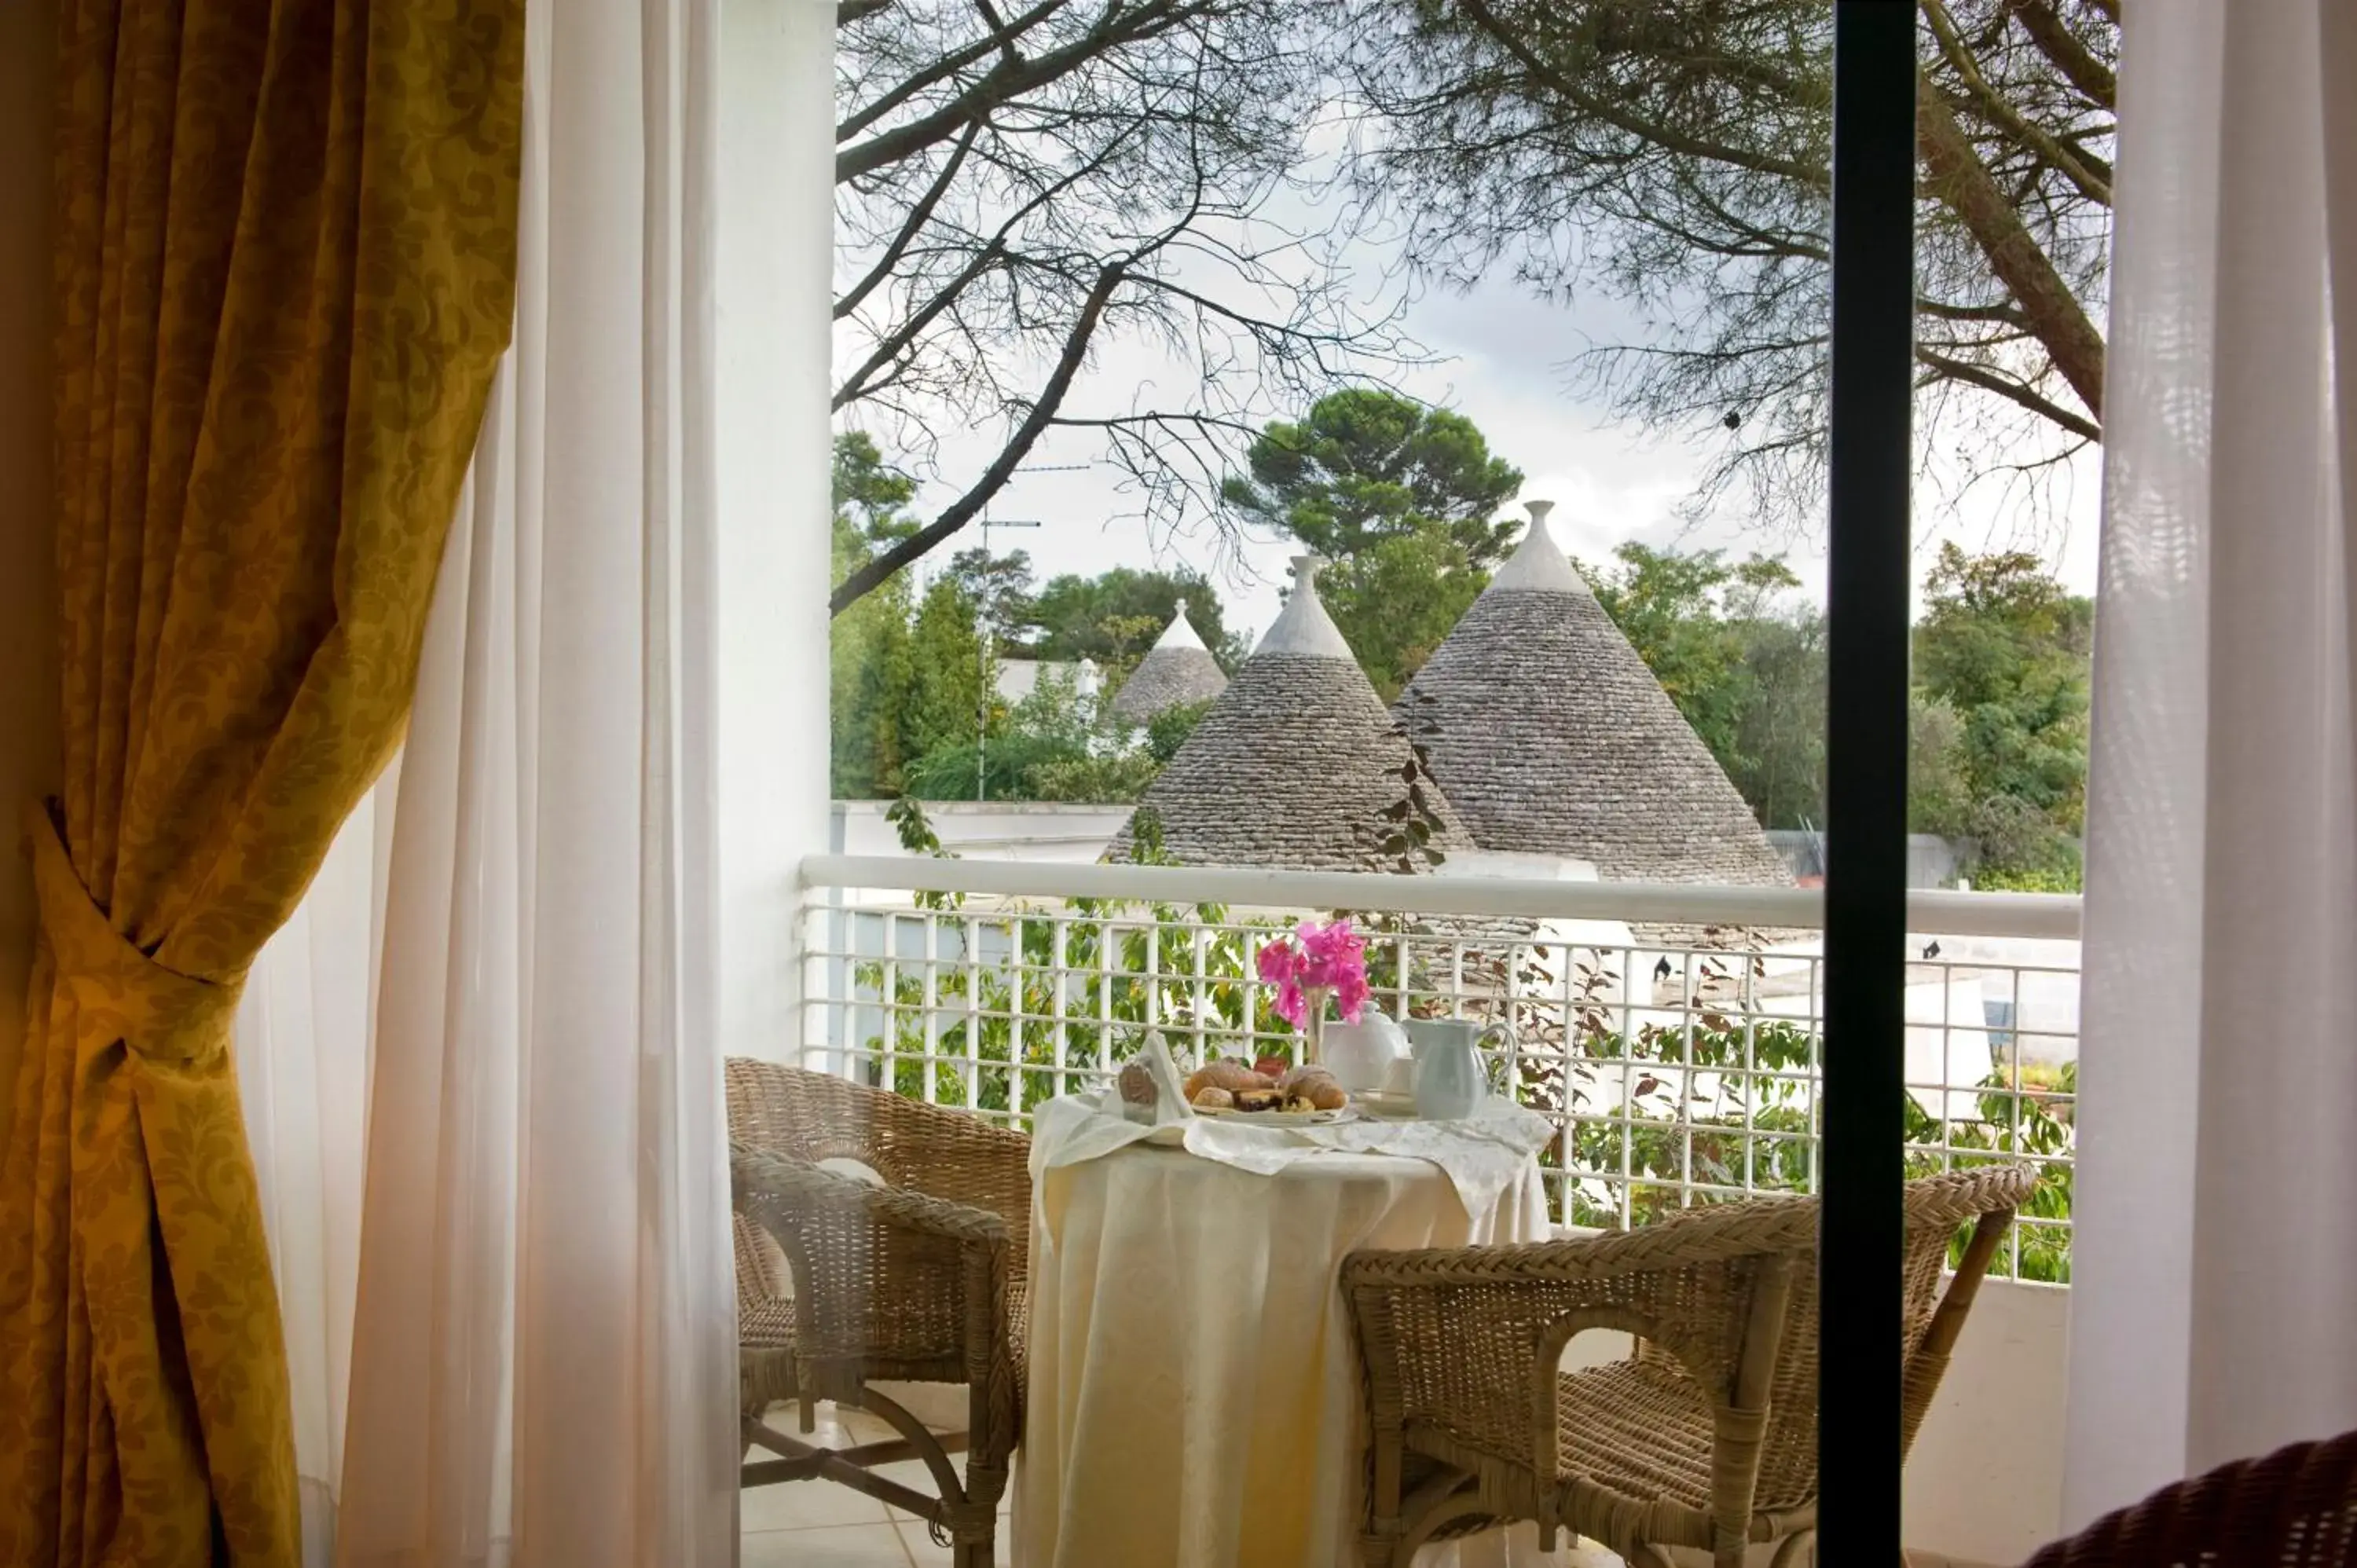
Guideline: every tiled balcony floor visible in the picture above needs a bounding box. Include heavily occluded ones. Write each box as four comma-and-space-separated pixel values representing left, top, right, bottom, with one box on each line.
739, 1394, 1838, 1567
741, 1399, 1010, 1567
740, 1398, 2000, 1566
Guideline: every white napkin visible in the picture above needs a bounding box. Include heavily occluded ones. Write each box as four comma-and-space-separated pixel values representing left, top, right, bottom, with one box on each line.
1030, 1031, 1193, 1178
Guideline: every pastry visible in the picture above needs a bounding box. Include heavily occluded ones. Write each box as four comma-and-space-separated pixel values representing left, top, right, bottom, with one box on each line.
1281, 1067, 1347, 1110
1189, 1086, 1236, 1111
1232, 1086, 1282, 1113
1184, 1058, 1267, 1101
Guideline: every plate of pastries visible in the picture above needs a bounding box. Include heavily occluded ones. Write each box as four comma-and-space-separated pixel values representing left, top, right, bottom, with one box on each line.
1179, 1056, 1353, 1123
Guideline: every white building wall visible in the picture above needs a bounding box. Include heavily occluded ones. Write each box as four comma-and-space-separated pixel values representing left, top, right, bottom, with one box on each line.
716, 0, 837, 1063
834, 800, 1134, 863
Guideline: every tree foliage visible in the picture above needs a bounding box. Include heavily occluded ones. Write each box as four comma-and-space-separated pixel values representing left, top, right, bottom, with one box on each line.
902, 665, 1161, 803
1031, 567, 1248, 672
1910, 541, 2092, 876
1586, 538, 2091, 881
1584, 544, 1826, 828
1222, 389, 1525, 566
1320, 533, 1491, 701
1226, 390, 1523, 698
1344, 0, 2115, 527
940, 546, 1044, 651
832, 434, 928, 797
831, 465, 1245, 800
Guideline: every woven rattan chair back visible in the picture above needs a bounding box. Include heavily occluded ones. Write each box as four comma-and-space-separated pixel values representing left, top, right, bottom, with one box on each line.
2022, 1428, 2357, 1566
1344, 1165, 2036, 1568
727, 1059, 1032, 1568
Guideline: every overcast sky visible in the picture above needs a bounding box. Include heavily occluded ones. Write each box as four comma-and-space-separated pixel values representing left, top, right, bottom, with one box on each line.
854, 262, 2103, 649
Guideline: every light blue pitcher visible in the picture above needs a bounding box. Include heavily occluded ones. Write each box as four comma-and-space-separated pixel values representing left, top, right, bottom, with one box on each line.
1404, 1019, 1510, 1121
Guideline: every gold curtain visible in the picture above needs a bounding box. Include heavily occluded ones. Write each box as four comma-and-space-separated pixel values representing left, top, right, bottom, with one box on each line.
0, 2, 524, 1563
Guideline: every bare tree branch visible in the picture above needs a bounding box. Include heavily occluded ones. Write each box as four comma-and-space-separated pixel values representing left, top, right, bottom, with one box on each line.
1916, 347, 2101, 440
1343, 0, 2113, 529
833, 267, 1127, 613
2003, 0, 2116, 109
829, 0, 1421, 612
1916, 72, 2105, 419
1456, 0, 1833, 189
1923, 0, 2110, 204
838, 0, 1072, 145
835, 119, 981, 321
838, 2, 1196, 183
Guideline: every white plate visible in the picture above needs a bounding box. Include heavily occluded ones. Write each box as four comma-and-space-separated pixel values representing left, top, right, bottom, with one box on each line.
1194, 1104, 1358, 1126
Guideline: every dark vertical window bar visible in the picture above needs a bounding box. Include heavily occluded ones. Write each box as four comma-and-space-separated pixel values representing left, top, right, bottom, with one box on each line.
1821, 2, 1916, 1559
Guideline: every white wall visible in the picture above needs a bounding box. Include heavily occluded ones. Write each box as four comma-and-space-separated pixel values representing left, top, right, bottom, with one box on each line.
834, 799, 1132, 863
716, 0, 836, 1063
0, 1, 59, 1167
1905, 1280, 2070, 1563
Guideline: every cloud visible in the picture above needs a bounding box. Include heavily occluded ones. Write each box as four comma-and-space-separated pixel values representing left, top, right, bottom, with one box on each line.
863, 270, 2100, 639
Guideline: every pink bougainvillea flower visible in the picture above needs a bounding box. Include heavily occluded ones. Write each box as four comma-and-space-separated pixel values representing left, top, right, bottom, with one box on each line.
1258, 919, 1371, 1028
1255, 938, 1300, 987
1333, 970, 1369, 1024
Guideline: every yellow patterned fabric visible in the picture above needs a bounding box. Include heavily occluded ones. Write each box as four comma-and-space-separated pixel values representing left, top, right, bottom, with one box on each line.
0, 3, 524, 1564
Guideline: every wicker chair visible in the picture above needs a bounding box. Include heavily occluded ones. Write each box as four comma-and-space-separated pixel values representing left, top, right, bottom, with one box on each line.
2021, 1427, 2357, 1566
1343, 1166, 2037, 1568
728, 1059, 1031, 1568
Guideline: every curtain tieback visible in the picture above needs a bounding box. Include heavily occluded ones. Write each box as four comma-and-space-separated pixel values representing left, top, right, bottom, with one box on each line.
24, 799, 245, 1064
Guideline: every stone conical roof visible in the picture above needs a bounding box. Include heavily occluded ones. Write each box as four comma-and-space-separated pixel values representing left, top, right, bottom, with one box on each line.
1109, 599, 1229, 723
1394, 503, 1791, 887
1112, 558, 1472, 870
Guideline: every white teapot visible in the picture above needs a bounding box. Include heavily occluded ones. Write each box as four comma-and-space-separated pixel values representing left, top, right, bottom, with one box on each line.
1316, 1006, 1408, 1094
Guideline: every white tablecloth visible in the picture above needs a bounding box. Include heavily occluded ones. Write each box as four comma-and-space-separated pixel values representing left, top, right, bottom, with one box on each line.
1014, 1142, 1571, 1568
1032, 1088, 1556, 1226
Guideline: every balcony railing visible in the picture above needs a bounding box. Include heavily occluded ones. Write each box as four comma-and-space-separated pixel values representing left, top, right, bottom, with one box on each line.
797, 854, 2081, 1283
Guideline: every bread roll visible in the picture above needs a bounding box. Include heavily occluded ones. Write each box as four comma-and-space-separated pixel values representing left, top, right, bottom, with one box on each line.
1189, 1086, 1236, 1111
1184, 1058, 1265, 1100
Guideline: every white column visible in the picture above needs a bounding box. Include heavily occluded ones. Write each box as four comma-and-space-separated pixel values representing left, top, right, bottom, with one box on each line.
717, 0, 835, 1064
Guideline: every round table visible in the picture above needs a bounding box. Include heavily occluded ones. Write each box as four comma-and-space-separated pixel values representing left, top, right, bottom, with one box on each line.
1014, 1142, 1566, 1568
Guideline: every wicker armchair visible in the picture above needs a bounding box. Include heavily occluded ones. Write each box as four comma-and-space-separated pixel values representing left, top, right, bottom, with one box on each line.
2021, 1427, 2357, 1566
728, 1059, 1032, 1568
1343, 1166, 2037, 1568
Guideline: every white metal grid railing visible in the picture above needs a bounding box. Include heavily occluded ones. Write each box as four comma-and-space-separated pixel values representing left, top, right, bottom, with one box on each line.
797, 855, 2080, 1284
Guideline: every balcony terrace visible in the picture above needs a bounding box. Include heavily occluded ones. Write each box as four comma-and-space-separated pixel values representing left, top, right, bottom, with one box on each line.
768, 852, 2083, 1565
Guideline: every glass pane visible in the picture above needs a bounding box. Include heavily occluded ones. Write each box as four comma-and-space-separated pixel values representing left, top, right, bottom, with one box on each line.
749, 1, 2102, 1563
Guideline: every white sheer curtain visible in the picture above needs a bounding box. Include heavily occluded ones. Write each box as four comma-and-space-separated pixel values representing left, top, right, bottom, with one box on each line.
2066, 0, 2357, 1528
241, 778, 398, 1565
240, 0, 739, 1562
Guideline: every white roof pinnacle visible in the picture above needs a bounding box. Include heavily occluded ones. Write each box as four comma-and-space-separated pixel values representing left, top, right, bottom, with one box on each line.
1153, 598, 1208, 652
1486, 500, 1585, 594
1253, 554, 1356, 660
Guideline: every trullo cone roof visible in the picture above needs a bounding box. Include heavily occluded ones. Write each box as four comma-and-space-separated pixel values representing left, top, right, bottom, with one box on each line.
1109, 599, 1229, 723
1393, 503, 1792, 887
1111, 558, 1471, 870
